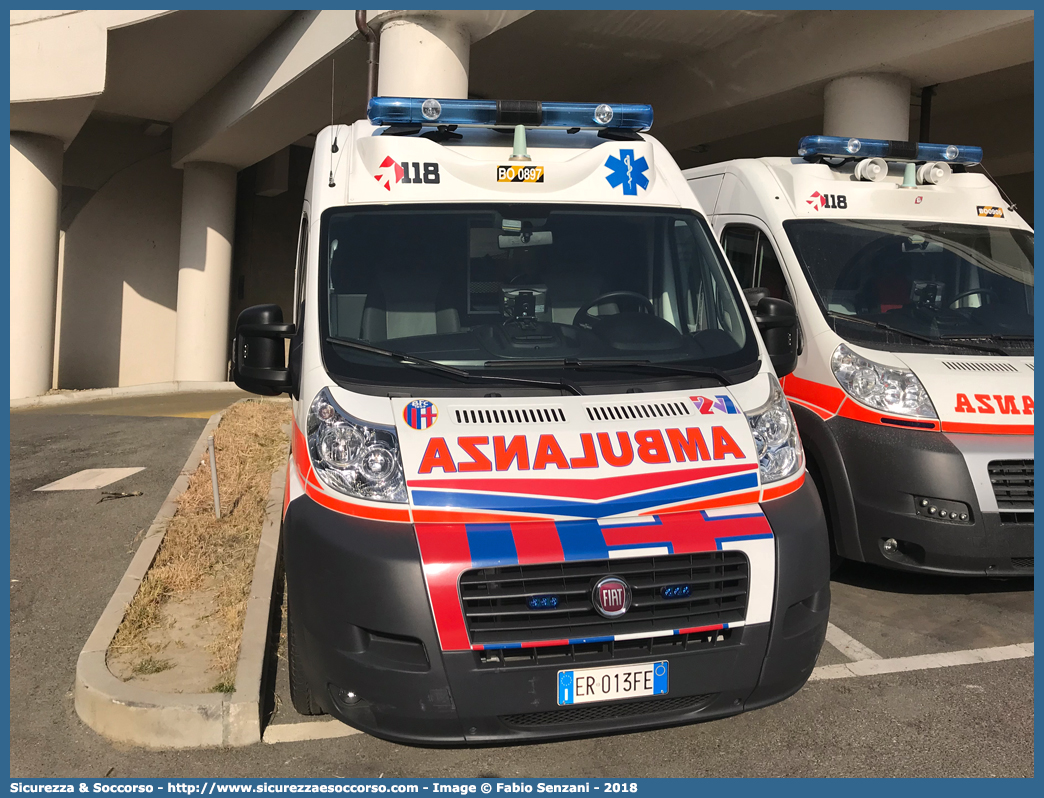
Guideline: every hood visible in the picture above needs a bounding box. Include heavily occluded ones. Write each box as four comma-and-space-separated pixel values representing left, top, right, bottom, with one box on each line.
392, 388, 760, 522
895, 353, 1034, 431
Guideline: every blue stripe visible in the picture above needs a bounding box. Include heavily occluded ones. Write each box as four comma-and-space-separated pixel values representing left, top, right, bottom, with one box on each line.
465, 523, 518, 566
556, 519, 609, 561
568, 636, 614, 645
482, 642, 522, 650
412, 471, 759, 518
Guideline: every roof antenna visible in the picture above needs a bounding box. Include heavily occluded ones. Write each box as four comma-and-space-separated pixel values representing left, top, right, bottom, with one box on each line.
509, 124, 531, 162
329, 58, 337, 187
976, 161, 1018, 212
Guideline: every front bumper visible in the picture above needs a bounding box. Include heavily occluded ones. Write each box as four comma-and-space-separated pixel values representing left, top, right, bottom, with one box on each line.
282, 481, 829, 745
812, 414, 1033, 576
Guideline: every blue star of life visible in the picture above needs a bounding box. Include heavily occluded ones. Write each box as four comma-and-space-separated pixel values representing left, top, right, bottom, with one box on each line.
604, 148, 649, 195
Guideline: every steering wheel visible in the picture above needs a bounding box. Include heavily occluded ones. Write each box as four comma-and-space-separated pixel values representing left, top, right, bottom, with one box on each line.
573, 291, 655, 328
948, 288, 998, 308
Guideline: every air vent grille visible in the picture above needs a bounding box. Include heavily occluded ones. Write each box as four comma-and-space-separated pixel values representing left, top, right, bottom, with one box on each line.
941, 361, 1018, 373
585, 401, 691, 422
453, 407, 566, 425
988, 459, 1034, 510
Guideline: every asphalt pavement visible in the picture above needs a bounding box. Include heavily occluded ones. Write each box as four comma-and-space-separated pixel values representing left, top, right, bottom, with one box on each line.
8, 393, 1034, 778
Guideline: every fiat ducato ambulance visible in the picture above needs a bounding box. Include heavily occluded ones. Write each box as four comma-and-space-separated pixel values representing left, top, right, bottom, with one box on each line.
232, 98, 830, 744
685, 136, 1033, 577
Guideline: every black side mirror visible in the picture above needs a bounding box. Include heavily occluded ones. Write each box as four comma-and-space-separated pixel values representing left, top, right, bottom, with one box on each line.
743, 286, 770, 310
753, 296, 799, 378
232, 304, 295, 396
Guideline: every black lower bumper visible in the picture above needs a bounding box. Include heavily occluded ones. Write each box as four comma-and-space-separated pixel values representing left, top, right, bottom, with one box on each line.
793, 406, 1033, 577
282, 482, 829, 745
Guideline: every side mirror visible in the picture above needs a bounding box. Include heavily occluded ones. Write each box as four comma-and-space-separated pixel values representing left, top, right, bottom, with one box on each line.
232, 304, 295, 396
753, 296, 798, 378
743, 286, 770, 310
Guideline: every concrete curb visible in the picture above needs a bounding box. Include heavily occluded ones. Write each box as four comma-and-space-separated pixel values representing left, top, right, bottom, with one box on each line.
11, 380, 242, 410
74, 402, 288, 749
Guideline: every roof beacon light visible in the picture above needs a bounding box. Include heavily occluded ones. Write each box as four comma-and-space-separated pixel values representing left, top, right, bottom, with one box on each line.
798, 135, 982, 165
917, 161, 952, 186
367, 97, 654, 130
854, 157, 888, 182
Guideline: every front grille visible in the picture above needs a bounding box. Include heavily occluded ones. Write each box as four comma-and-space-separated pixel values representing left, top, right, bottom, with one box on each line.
460, 551, 748, 646
501, 693, 715, 728
478, 628, 737, 668
1000, 511, 1034, 525
584, 401, 692, 422
1011, 557, 1033, 570
988, 460, 1034, 510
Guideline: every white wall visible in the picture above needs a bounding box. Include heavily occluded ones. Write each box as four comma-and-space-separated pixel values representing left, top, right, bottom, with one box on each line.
56, 151, 182, 388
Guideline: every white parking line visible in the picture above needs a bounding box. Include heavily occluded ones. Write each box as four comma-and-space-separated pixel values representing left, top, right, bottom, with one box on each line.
809, 642, 1034, 681
825, 622, 881, 661
260, 642, 1034, 744
35, 467, 144, 491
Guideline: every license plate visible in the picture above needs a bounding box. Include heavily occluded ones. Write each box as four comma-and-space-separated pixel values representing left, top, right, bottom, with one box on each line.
557, 661, 668, 706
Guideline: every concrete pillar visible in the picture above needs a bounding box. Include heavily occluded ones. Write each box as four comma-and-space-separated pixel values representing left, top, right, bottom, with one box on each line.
173, 162, 237, 382
377, 15, 470, 98
823, 74, 912, 141
10, 132, 63, 400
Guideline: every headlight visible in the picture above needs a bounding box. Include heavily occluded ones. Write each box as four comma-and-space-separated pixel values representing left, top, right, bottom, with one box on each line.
830, 343, 937, 418
306, 388, 408, 503
744, 375, 804, 484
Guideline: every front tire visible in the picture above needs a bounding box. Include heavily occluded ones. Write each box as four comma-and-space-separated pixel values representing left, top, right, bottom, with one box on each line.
807, 459, 844, 575
287, 589, 325, 716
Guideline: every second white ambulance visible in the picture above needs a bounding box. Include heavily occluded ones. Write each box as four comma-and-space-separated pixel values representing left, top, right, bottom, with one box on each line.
686, 136, 1033, 576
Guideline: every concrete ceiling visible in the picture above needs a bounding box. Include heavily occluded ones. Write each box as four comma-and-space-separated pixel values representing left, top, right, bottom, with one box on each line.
470, 10, 798, 101
93, 10, 294, 122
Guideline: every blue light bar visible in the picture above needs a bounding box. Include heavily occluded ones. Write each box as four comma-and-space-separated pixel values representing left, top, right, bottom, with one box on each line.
367, 96, 654, 130
798, 135, 982, 165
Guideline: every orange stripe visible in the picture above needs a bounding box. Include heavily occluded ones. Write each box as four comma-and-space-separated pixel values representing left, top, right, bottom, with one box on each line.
837, 398, 941, 431
304, 481, 412, 523
941, 421, 1034, 436
411, 508, 541, 524
788, 397, 834, 420
784, 374, 846, 416
760, 472, 805, 502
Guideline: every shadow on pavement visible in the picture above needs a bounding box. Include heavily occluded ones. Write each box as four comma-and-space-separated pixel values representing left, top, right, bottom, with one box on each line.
832, 560, 1033, 597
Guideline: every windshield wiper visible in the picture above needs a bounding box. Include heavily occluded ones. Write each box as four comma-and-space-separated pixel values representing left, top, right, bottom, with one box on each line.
825, 313, 1007, 356
483, 357, 732, 384
325, 337, 584, 395
938, 334, 1030, 354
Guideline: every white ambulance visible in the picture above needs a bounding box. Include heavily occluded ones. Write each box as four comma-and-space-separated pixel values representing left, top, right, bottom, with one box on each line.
685, 135, 1033, 577
232, 97, 830, 744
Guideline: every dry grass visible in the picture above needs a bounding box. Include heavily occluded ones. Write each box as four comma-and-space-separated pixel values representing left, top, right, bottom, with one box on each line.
132, 656, 173, 676
111, 399, 291, 688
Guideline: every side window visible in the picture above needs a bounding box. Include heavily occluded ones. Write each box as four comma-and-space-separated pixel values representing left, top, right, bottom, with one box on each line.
722, 224, 790, 301
721, 226, 757, 288
294, 216, 308, 325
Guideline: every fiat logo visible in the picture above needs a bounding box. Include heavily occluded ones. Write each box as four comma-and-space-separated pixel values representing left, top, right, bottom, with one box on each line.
592, 576, 630, 618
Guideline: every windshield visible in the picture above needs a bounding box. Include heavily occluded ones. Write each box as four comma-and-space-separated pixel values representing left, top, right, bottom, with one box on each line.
319, 204, 759, 389
783, 220, 1033, 352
